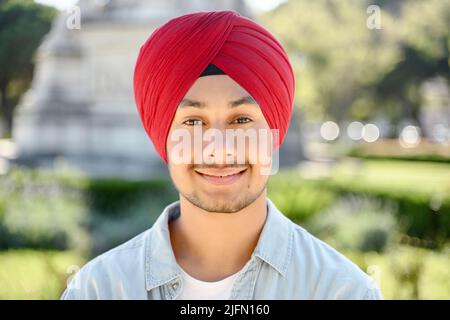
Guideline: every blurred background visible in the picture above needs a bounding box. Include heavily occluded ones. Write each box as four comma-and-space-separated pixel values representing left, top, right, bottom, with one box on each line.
0, 0, 449, 299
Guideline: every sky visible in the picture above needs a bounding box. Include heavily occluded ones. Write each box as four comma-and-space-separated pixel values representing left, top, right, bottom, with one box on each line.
34, 0, 287, 12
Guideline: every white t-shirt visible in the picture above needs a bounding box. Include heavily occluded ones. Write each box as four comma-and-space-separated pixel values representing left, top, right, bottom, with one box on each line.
175, 266, 240, 300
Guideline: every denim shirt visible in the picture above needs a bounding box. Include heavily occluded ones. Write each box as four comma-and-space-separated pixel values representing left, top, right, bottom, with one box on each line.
61, 198, 383, 300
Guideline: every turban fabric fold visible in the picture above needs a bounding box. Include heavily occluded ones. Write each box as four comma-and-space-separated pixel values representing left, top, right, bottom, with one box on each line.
133, 10, 295, 164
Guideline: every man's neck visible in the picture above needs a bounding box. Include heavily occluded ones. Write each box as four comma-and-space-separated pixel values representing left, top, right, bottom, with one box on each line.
168, 191, 268, 282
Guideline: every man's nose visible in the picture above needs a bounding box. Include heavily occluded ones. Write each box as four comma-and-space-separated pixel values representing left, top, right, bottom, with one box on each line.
202, 126, 240, 164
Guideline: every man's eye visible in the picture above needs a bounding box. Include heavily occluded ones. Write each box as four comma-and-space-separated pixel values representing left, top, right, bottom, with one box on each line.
232, 117, 252, 124
183, 119, 203, 126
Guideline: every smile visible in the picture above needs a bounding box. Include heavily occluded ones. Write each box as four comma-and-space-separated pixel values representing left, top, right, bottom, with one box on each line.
194, 168, 247, 186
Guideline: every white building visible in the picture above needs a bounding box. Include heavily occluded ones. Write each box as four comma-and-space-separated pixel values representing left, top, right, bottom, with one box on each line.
13, 0, 252, 179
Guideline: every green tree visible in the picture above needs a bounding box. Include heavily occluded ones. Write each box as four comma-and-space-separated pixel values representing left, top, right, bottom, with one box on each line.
263, 0, 399, 122
263, 0, 449, 134
0, 0, 56, 137
374, 0, 450, 130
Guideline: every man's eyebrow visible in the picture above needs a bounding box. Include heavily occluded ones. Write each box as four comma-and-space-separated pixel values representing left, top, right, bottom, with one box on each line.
178, 95, 258, 109
229, 95, 258, 108
178, 99, 207, 109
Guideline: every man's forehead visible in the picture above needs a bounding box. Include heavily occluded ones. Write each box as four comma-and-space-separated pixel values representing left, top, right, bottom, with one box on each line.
181, 75, 256, 106
187, 74, 245, 93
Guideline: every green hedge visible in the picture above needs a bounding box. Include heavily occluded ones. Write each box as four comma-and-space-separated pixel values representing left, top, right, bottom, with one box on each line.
0, 168, 88, 251
321, 181, 450, 244
85, 178, 175, 217
269, 161, 450, 247
0, 167, 178, 253
318, 159, 450, 245
268, 173, 337, 223
345, 245, 450, 299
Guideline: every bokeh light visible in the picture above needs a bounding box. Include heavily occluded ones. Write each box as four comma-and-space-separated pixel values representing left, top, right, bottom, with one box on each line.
320, 121, 340, 141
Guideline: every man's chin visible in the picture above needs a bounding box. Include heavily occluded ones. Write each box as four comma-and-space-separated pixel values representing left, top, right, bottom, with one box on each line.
197, 199, 245, 214
185, 194, 250, 214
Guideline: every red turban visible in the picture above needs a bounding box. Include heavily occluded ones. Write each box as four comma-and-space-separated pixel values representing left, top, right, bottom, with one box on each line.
133, 10, 295, 164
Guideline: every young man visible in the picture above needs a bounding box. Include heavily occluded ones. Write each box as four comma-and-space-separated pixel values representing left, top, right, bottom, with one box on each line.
61, 10, 383, 300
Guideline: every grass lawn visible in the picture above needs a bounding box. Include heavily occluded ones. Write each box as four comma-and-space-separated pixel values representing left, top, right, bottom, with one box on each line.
0, 249, 84, 299
330, 159, 450, 198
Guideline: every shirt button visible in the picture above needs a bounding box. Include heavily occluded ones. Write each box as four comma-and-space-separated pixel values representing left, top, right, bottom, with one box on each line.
172, 281, 180, 290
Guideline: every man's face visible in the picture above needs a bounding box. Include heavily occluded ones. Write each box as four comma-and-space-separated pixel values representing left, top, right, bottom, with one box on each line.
166, 75, 274, 213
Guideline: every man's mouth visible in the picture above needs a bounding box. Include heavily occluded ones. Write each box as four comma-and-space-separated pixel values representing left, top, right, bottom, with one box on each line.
194, 167, 248, 186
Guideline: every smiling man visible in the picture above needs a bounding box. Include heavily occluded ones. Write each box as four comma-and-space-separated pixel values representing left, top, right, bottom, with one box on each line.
61, 10, 383, 300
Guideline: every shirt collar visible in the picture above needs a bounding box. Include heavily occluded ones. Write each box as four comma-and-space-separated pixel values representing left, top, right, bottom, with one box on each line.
145, 197, 294, 291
